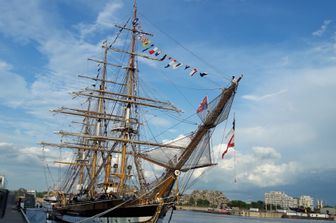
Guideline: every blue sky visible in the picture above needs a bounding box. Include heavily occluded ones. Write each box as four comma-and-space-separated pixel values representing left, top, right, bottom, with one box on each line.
1, 0, 336, 205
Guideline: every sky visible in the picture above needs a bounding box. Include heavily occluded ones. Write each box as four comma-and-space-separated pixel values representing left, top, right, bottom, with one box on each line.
1, 0, 336, 205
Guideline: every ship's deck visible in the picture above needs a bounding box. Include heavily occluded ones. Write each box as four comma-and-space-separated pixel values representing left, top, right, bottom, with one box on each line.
1, 191, 27, 223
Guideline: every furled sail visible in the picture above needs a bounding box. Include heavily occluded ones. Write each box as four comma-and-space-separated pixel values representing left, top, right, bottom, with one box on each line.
142, 131, 214, 171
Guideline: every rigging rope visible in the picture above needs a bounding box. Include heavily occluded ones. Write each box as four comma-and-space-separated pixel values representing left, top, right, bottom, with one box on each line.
152, 112, 197, 140
158, 68, 197, 112
110, 17, 132, 47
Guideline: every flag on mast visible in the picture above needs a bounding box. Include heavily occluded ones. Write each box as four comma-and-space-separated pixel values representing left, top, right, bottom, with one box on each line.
222, 118, 235, 159
196, 96, 208, 113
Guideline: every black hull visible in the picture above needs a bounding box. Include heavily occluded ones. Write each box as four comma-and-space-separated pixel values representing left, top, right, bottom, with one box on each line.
51, 199, 163, 222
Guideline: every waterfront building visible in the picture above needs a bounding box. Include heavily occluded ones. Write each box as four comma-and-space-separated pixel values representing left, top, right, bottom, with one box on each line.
299, 195, 314, 210
264, 191, 298, 209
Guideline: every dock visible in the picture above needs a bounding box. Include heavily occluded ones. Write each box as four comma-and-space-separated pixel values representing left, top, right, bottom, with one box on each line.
1, 191, 28, 223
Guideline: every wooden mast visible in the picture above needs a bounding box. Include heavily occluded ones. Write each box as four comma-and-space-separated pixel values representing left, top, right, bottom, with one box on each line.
89, 41, 109, 197
79, 97, 92, 192
119, 0, 138, 193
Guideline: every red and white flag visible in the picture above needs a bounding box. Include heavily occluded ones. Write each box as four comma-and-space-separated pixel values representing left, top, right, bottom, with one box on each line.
222, 118, 235, 159
149, 47, 159, 55
196, 96, 208, 113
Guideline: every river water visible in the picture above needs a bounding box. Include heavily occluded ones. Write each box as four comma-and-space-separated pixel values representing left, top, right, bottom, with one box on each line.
163, 210, 331, 223
26, 209, 331, 223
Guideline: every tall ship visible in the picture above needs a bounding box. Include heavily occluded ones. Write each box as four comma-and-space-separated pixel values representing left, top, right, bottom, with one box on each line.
40, 1, 241, 222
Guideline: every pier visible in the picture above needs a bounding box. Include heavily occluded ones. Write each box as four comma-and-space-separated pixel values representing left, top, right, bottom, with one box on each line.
1, 191, 28, 223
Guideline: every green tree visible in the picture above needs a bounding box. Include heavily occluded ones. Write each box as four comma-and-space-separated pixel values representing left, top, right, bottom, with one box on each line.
36, 191, 47, 198
251, 200, 265, 210
196, 199, 210, 207
189, 197, 195, 206
228, 200, 249, 209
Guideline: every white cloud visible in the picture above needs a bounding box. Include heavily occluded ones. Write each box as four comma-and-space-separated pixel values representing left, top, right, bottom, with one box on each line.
239, 123, 317, 148
96, 1, 123, 28
193, 144, 300, 189
145, 114, 171, 127
0, 0, 122, 118
242, 89, 287, 101
0, 142, 13, 147
0, 59, 29, 107
244, 162, 298, 187
312, 20, 332, 37
0, 0, 56, 42
0, 141, 73, 166
76, 1, 123, 39
0, 60, 12, 70
252, 146, 281, 160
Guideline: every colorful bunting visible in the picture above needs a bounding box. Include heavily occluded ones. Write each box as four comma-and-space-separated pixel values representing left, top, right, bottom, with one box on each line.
159, 54, 167, 61
142, 40, 151, 47
173, 63, 183, 69
136, 33, 211, 78
149, 47, 159, 55
165, 59, 177, 68
138, 34, 145, 40
142, 44, 154, 52
190, 68, 198, 76
141, 37, 148, 42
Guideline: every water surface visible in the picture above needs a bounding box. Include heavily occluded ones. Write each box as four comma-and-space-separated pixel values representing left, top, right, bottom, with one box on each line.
26, 209, 332, 223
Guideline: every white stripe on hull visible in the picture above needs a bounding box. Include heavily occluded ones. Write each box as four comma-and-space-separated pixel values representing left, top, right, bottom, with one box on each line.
58, 214, 153, 223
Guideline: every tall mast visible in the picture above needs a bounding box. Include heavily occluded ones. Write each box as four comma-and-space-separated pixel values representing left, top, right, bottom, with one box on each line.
90, 41, 109, 197
119, 0, 138, 193
79, 97, 92, 193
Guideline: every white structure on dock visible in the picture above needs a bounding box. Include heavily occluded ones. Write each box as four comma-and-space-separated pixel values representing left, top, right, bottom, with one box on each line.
0, 176, 6, 189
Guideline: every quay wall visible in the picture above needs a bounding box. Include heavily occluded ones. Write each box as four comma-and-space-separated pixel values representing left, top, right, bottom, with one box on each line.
177, 206, 283, 218
238, 210, 282, 218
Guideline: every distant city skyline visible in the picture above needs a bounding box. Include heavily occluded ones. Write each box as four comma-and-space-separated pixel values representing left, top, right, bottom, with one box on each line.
0, 0, 336, 205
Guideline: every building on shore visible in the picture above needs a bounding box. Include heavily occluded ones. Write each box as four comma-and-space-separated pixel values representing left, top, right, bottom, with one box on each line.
299, 195, 314, 210
179, 190, 229, 208
264, 191, 314, 210
264, 191, 298, 210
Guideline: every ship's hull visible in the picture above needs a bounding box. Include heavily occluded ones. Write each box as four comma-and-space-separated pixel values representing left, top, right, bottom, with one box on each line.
55, 214, 155, 223
51, 199, 165, 223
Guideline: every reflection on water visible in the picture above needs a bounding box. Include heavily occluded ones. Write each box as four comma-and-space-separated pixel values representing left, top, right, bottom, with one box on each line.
26, 209, 332, 223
